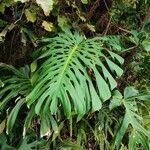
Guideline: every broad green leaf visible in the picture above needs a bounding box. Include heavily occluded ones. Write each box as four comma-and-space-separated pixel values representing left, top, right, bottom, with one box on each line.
0, 90, 18, 110
40, 113, 51, 137
26, 29, 124, 117
108, 51, 124, 64
129, 130, 149, 150
105, 36, 122, 51
93, 68, 111, 101
114, 113, 129, 149
36, 0, 54, 16
0, 64, 31, 134
51, 122, 64, 141
124, 86, 139, 99
0, 63, 23, 77
89, 81, 102, 110
105, 57, 123, 77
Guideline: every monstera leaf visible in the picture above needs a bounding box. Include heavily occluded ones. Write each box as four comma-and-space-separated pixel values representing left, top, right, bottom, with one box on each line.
26, 29, 124, 119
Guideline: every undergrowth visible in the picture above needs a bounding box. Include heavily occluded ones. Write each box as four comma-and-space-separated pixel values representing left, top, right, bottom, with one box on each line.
0, 0, 150, 150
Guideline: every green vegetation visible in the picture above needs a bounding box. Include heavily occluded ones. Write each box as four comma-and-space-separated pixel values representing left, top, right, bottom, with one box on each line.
0, 0, 150, 149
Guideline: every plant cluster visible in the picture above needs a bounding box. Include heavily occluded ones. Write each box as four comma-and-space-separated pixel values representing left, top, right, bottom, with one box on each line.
0, 0, 150, 150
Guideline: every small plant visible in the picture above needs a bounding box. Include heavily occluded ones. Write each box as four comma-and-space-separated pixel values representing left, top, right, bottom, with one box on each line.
0, 29, 124, 147
110, 86, 150, 149
0, 64, 31, 133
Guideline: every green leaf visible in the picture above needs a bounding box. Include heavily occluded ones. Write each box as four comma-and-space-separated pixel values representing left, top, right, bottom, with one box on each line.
109, 90, 123, 110
26, 30, 124, 118
142, 39, 150, 52
81, 0, 88, 4
0, 0, 14, 13
114, 87, 150, 149
129, 130, 149, 150
50, 115, 59, 141
129, 30, 139, 45
21, 27, 37, 47
40, 113, 51, 137
7, 98, 25, 134
0, 79, 4, 87
31, 60, 37, 73
23, 105, 35, 136
105, 36, 122, 51
0, 133, 15, 150
25, 8, 36, 23
124, 86, 139, 99
18, 137, 40, 150
58, 16, 70, 30
105, 58, 123, 77
0, 64, 31, 134
0, 3, 6, 13
0, 19, 8, 28
0, 90, 18, 110
114, 113, 130, 149
108, 51, 124, 64
137, 93, 150, 101
58, 140, 83, 150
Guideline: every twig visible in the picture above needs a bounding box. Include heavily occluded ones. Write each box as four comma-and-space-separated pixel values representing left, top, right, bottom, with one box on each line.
118, 26, 132, 34
103, 15, 112, 35
14, 4, 26, 24
119, 45, 138, 54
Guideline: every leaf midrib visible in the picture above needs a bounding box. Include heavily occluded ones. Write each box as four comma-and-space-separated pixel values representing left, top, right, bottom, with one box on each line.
56, 45, 78, 90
